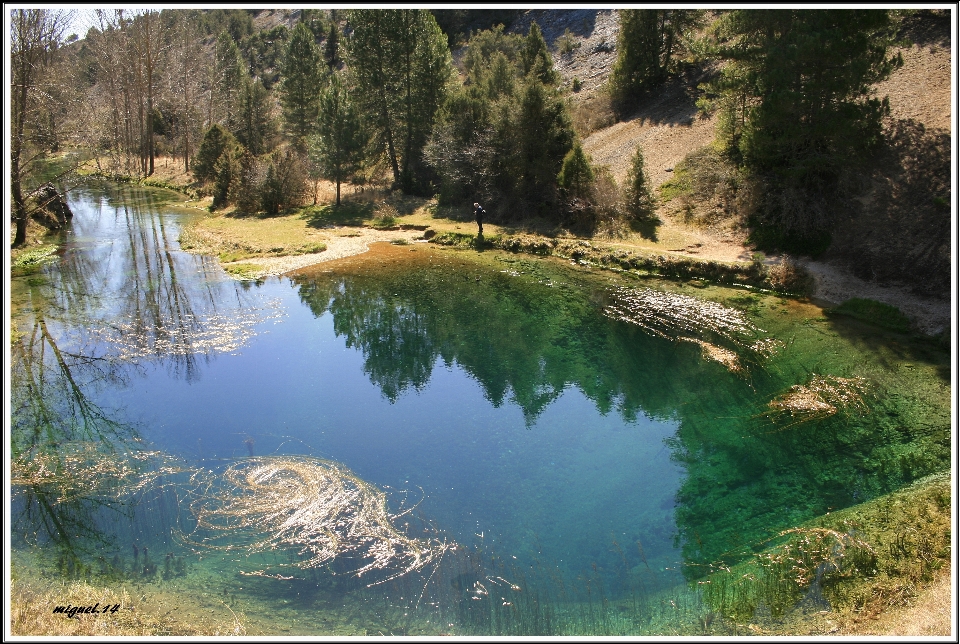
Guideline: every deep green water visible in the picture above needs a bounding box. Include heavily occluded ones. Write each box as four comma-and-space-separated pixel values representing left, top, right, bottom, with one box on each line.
9, 182, 950, 635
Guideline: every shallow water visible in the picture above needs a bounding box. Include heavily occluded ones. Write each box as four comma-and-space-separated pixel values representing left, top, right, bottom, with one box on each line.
9, 182, 950, 635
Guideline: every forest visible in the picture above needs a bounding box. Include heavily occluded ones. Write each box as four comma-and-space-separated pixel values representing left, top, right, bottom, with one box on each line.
11, 8, 948, 290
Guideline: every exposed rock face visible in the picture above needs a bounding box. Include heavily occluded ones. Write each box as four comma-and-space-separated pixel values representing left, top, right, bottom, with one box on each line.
33, 183, 73, 230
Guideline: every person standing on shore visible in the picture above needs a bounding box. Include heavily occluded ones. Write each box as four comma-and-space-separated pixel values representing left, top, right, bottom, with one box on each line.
474, 202, 485, 236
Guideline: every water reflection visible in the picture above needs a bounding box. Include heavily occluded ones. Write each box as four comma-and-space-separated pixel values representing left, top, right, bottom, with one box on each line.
9, 181, 279, 568
292, 246, 951, 581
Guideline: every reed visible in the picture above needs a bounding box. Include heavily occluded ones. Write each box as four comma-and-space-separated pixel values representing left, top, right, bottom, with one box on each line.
185, 456, 451, 584
603, 286, 783, 373
763, 374, 871, 428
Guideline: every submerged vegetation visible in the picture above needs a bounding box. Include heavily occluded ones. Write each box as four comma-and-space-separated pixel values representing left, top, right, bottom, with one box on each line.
187, 457, 452, 583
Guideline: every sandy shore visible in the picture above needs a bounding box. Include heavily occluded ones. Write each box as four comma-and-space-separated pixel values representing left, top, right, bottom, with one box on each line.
801, 259, 952, 335
221, 227, 427, 277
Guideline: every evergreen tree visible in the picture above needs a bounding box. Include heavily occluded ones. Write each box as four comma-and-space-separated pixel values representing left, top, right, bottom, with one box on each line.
624, 145, 656, 220
609, 9, 703, 115
700, 9, 901, 246
520, 22, 558, 85
212, 145, 241, 209
325, 21, 340, 69
514, 79, 574, 211
192, 124, 239, 184
347, 9, 453, 192
279, 21, 325, 146
310, 73, 368, 206
236, 76, 275, 155
557, 141, 594, 199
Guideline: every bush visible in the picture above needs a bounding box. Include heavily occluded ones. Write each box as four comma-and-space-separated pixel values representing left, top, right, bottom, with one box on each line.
766, 257, 812, 294
260, 148, 309, 215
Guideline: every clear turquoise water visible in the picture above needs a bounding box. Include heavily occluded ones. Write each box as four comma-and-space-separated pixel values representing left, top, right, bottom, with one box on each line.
9, 182, 950, 635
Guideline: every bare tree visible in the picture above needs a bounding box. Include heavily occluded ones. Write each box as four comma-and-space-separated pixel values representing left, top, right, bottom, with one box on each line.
11, 8, 71, 247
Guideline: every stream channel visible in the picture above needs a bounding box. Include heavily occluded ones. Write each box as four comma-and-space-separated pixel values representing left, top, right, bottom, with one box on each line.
8, 181, 951, 635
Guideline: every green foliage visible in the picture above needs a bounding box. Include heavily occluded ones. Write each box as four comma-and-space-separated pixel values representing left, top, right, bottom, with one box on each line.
429, 9, 524, 48
187, 8, 254, 42
260, 148, 310, 215
699, 10, 902, 248
347, 9, 453, 193
235, 77, 275, 156
609, 10, 704, 115
212, 145, 241, 209
213, 32, 246, 132
829, 298, 912, 333
279, 22, 326, 145
520, 22, 559, 85
310, 72, 368, 206
11, 245, 58, 276
557, 141, 594, 199
557, 28, 581, 55
242, 24, 288, 89
298, 8, 327, 42
624, 145, 656, 220
424, 25, 575, 220
324, 21, 340, 68
192, 125, 240, 185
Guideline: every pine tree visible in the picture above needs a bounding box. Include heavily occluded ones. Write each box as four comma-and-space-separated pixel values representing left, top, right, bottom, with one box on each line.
346, 9, 452, 193
624, 145, 655, 220
213, 32, 246, 131
310, 73, 368, 206
325, 21, 340, 69
236, 76, 274, 155
700, 9, 901, 246
609, 10, 703, 115
280, 21, 325, 146
557, 141, 594, 199
192, 124, 239, 184
520, 22, 558, 85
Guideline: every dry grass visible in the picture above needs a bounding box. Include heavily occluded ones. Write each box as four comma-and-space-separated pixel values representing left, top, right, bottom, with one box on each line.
179, 212, 329, 262
10, 577, 245, 636
186, 456, 452, 584
11, 442, 190, 506
764, 375, 871, 428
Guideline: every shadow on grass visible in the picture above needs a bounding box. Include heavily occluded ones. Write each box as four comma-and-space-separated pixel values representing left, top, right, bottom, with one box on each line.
301, 202, 375, 228
630, 216, 661, 242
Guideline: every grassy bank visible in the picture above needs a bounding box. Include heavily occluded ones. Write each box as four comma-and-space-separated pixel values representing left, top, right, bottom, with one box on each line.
698, 471, 951, 635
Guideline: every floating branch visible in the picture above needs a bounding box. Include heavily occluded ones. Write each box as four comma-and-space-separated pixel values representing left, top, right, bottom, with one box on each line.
187, 456, 452, 585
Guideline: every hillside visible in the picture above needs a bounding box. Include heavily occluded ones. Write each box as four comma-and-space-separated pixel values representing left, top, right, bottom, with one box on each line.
517, 9, 951, 334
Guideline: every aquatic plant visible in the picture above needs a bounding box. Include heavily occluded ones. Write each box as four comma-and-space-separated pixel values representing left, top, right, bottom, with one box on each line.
765, 374, 871, 426
603, 286, 783, 372
11, 442, 189, 505
187, 456, 452, 584
86, 300, 284, 360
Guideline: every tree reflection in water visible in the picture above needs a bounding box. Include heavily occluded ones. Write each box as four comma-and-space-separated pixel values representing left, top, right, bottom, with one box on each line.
9, 182, 277, 568
292, 246, 951, 580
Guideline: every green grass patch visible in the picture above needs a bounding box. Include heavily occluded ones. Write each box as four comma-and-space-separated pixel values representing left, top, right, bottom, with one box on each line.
829, 298, 912, 333
222, 263, 263, 280
370, 215, 399, 230
700, 471, 950, 626
300, 241, 327, 254
11, 246, 58, 276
